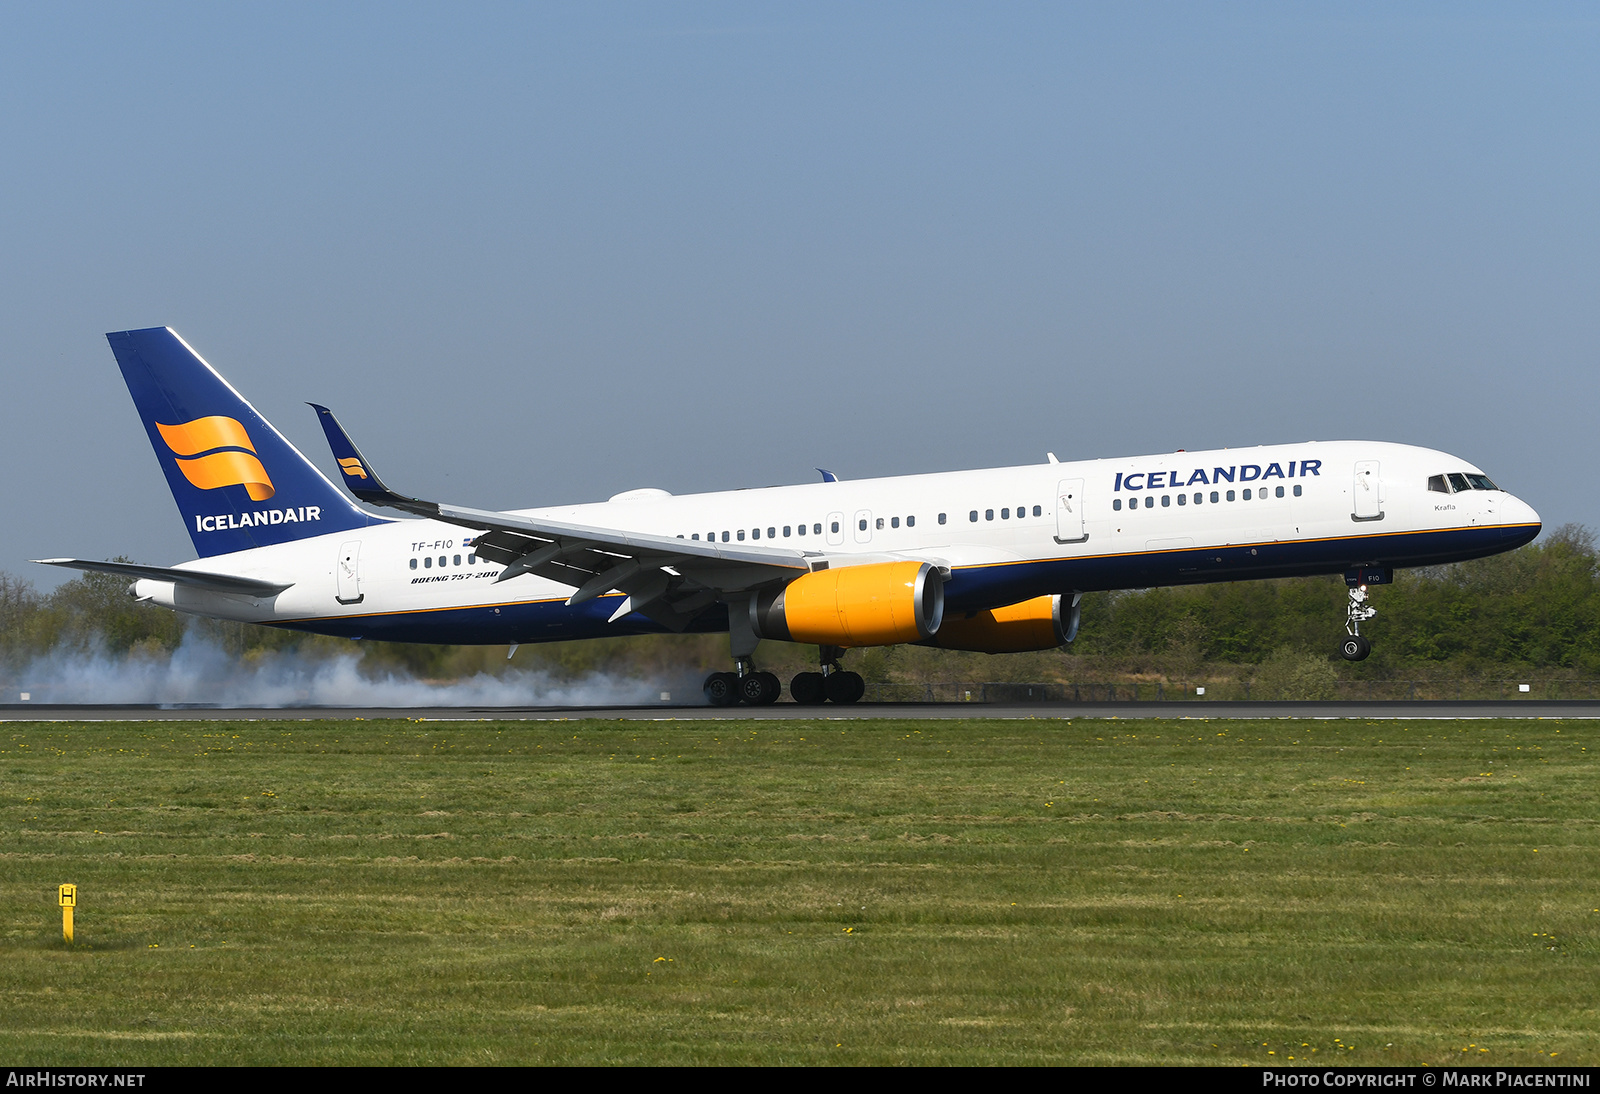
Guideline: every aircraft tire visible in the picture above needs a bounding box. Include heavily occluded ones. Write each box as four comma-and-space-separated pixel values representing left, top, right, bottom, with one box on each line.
704, 671, 742, 706
740, 671, 782, 706
824, 671, 866, 704
1338, 636, 1371, 662
790, 671, 827, 705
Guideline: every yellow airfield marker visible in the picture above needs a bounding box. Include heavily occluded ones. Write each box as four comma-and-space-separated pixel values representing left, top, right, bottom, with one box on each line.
58, 884, 76, 943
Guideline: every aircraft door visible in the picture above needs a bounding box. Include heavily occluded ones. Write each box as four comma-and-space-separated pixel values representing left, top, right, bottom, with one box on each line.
826, 511, 845, 546
336, 540, 364, 604
1352, 461, 1383, 521
1054, 478, 1087, 544
854, 509, 873, 544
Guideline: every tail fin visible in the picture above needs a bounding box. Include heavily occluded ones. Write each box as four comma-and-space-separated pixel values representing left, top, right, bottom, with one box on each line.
107, 327, 382, 557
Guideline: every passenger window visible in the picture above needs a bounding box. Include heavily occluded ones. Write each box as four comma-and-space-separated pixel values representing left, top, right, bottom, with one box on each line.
938, 513, 946, 524
830, 522, 839, 534
875, 517, 884, 530
1113, 498, 1122, 511
1210, 491, 1219, 503
815, 523, 823, 535
1177, 493, 1187, 506
1145, 497, 1154, 509
1428, 475, 1448, 493
409, 558, 417, 570
692, 533, 700, 540
858, 519, 868, 531
1243, 488, 1252, 500
1275, 486, 1284, 498
1193, 493, 1202, 505
453, 554, 461, 566
1293, 485, 1302, 496
768, 527, 776, 539
752, 528, 760, 539
970, 511, 978, 522
890, 517, 899, 528
1226, 490, 1236, 502
722, 531, 729, 542
907, 515, 915, 527
424, 556, 432, 568
1032, 505, 1042, 517
1001, 508, 1010, 519
468, 554, 476, 564
783, 526, 791, 537
738, 530, 745, 540
985, 509, 994, 521
1161, 495, 1170, 507
438, 556, 447, 567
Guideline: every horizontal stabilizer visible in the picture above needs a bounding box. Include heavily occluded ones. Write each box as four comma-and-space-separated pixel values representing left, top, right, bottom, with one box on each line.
33, 558, 293, 597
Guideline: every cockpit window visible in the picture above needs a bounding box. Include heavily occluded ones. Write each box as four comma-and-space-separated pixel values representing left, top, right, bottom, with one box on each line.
1441, 471, 1501, 493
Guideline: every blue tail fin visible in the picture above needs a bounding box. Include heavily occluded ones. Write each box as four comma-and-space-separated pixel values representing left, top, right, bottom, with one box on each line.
107, 327, 381, 557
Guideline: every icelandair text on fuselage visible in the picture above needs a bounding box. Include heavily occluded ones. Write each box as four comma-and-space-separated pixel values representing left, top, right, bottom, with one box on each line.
195, 506, 321, 532
1261, 1074, 1589, 1088
1116, 460, 1322, 492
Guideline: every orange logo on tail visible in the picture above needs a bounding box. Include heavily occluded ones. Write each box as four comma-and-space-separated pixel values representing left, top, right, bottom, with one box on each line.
156, 416, 275, 501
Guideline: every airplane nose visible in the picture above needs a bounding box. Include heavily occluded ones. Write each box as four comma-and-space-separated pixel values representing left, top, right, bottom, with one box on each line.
1509, 495, 1541, 536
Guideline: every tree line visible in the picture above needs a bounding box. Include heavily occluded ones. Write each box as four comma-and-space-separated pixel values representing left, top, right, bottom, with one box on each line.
3, 525, 1597, 686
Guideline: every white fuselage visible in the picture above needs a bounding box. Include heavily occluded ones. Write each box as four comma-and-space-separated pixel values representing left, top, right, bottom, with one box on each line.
134, 440, 1541, 645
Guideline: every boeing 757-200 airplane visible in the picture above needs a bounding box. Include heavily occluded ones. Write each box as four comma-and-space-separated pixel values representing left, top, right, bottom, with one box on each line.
37, 327, 1542, 705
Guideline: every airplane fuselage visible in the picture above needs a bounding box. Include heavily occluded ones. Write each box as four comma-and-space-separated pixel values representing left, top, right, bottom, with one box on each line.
134, 439, 1542, 646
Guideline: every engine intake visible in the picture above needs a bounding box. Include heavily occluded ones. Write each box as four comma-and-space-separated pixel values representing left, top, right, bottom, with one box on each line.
751, 561, 944, 647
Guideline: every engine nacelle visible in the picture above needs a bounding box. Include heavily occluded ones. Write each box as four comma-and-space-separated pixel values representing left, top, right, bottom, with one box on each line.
751, 561, 944, 647
927, 594, 1075, 653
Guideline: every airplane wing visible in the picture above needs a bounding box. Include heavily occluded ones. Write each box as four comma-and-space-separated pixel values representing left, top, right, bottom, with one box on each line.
309, 404, 815, 630
33, 558, 294, 597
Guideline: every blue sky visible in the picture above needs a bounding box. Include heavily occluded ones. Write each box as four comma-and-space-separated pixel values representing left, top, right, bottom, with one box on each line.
3, 4, 1596, 585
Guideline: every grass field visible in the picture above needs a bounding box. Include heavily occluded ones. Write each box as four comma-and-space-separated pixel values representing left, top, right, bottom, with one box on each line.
2, 716, 1598, 1066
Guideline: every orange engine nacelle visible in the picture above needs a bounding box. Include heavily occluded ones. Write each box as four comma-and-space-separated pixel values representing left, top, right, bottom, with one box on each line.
927, 594, 1072, 653
750, 561, 945, 647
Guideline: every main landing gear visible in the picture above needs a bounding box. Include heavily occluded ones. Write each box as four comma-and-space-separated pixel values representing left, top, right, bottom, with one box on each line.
702, 645, 865, 706
1339, 583, 1376, 662
788, 645, 864, 706
703, 662, 782, 707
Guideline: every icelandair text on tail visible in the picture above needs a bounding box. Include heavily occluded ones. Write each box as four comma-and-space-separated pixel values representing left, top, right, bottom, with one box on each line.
196, 506, 321, 532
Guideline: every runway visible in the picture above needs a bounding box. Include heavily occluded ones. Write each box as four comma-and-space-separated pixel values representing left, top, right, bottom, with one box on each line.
3, 699, 1600, 721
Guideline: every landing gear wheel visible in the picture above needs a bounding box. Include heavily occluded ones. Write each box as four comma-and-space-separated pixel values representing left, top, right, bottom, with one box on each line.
824, 671, 865, 704
704, 671, 741, 706
790, 671, 827, 705
1338, 635, 1371, 662
740, 671, 782, 706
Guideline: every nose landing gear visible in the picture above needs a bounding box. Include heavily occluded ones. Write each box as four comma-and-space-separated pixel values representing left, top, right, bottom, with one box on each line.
1337, 572, 1388, 665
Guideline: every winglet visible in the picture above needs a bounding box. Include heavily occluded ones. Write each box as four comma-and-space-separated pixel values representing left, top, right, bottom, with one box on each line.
817, 468, 840, 483
308, 403, 438, 516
